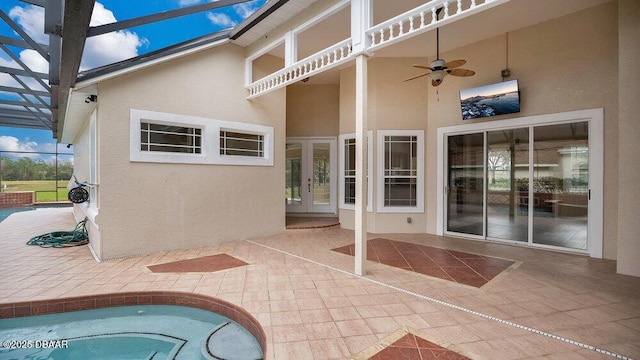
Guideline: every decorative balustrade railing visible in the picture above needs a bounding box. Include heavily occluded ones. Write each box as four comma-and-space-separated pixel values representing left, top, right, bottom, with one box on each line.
367, 0, 502, 51
246, 0, 507, 99
247, 39, 353, 99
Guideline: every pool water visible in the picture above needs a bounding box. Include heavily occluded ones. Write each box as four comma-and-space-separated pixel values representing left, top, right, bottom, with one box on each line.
0, 206, 37, 223
0, 305, 263, 360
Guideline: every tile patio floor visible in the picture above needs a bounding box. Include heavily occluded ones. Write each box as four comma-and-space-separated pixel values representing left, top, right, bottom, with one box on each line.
1, 208, 639, 359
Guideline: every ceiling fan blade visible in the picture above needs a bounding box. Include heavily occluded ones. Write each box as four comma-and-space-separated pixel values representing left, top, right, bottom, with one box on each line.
443, 59, 466, 69
403, 73, 430, 82
412, 65, 434, 70
448, 68, 476, 77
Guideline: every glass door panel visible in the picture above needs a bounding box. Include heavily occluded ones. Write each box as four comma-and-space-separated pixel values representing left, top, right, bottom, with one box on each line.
285, 143, 303, 210
286, 139, 336, 213
312, 143, 331, 206
486, 128, 529, 242
447, 133, 485, 236
532, 122, 589, 250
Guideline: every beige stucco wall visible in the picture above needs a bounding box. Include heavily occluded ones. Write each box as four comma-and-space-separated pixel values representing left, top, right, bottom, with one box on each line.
337, 2, 620, 258
339, 57, 429, 233
90, 43, 285, 260
286, 84, 339, 137
616, 0, 640, 276
424, 1, 618, 259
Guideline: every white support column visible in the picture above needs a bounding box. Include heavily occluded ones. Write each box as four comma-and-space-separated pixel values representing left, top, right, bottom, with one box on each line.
284, 31, 297, 67
354, 53, 368, 276
351, 0, 372, 53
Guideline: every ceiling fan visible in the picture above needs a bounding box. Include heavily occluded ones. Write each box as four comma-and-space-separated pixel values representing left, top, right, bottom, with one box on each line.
404, 9, 475, 86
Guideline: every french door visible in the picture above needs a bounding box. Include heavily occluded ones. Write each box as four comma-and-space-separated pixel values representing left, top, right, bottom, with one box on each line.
285, 138, 337, 213
441, 111, 603, 256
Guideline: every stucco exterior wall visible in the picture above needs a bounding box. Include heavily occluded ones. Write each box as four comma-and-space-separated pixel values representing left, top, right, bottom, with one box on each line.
92, 43, 285, 260
616, 0, 640, 276
286, 84, 339, 137
338, 2, 620, 258
339, 57, 429, 233
424, 2, 618, 259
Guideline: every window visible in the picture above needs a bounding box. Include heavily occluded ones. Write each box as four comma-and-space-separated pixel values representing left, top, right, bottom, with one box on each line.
339, 132, 373, 211
141, 123, 202, 154
214, 122, 273, 166
220, 130, 264, 157
130, 109, 273, 166
377, 130, 424, 212
344, 138, 356, 204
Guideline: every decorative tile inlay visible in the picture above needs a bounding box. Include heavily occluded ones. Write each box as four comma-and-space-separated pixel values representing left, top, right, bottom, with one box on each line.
332, 238, 517, 288
147, 254, 248, 273
352, 327, 474, 360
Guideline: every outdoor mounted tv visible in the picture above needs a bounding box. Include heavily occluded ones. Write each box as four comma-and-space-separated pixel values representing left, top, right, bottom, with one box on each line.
460, 79, 520, 120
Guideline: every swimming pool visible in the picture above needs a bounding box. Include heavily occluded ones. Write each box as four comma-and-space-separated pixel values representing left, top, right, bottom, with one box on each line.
0, 206, 37, 223
0, 304, 264, 360
0, 205, 71, 224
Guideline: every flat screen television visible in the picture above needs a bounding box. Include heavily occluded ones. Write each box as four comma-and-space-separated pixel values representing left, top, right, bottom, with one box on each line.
460, 79, 520, 120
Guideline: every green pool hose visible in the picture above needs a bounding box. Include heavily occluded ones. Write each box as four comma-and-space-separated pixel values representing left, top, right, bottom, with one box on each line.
26, 217, 89, 248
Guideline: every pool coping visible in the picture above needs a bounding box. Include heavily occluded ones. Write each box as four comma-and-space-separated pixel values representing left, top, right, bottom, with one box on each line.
0, 290, 266, 358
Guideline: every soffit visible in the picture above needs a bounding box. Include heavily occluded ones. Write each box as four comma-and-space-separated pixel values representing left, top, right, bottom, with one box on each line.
293, 0, 613, 86
231, 0, 321, 47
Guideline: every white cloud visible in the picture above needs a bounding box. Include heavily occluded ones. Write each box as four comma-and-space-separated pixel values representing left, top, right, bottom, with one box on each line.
179, 0, 204, 6
81, 2, 147, 70
6, 2, 147, 72
18, 49, 49, 74
206, 13, 236, 27
233, 1, 262, 20
8, 5, 47, 44
0, 135, 38, 153
3, 5, 48, 91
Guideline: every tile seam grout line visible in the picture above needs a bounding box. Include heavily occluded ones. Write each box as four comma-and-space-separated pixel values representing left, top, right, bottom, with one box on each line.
246, 240, 632, 360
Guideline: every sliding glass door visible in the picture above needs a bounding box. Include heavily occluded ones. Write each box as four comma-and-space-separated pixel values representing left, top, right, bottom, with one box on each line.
445, 121, 590, 252
486, 128, 529, 242
447, 133, 484, 236
532, 122, 589, 250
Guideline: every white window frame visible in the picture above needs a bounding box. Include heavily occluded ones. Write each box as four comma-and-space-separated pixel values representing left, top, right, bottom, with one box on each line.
213, 121, 274, 166
89, 110, 98, 208
130, 109, 273, 166
436, 108, 604, 258
339, 131, 373, 211
130, 109, 210, 164
377, 130, 424, 213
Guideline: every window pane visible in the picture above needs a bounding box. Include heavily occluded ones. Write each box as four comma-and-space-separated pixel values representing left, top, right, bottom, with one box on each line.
344, 139, 356, 176
486, 128, 529, 242
140, 122, 201, 154
344, 177, 356, 204
533, 122, 588, 250
383, 135, 418, 207
220, 131, 264, 157
447, 133, 484, 235
384, 178, 417, 206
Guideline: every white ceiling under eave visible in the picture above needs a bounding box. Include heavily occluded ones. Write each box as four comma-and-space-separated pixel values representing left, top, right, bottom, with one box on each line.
60, 86, 97, 145
239, 0, 613, 86
231, 0, 321, 47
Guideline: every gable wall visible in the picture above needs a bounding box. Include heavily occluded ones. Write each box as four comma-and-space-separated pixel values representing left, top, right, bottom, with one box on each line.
92, 43, 285, 260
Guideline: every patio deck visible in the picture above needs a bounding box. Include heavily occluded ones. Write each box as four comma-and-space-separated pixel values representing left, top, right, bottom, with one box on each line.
1, 208, 639, 359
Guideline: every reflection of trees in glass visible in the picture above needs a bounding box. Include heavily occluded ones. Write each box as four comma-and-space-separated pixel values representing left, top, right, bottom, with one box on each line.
487, 150, 510, 188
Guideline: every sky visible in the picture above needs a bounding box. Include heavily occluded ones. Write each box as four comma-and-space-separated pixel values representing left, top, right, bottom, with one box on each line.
0, 0, 266, 161
459, 79, 519, 100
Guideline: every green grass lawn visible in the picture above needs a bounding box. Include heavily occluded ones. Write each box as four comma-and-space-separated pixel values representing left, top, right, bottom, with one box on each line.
1, 180, 69, 202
